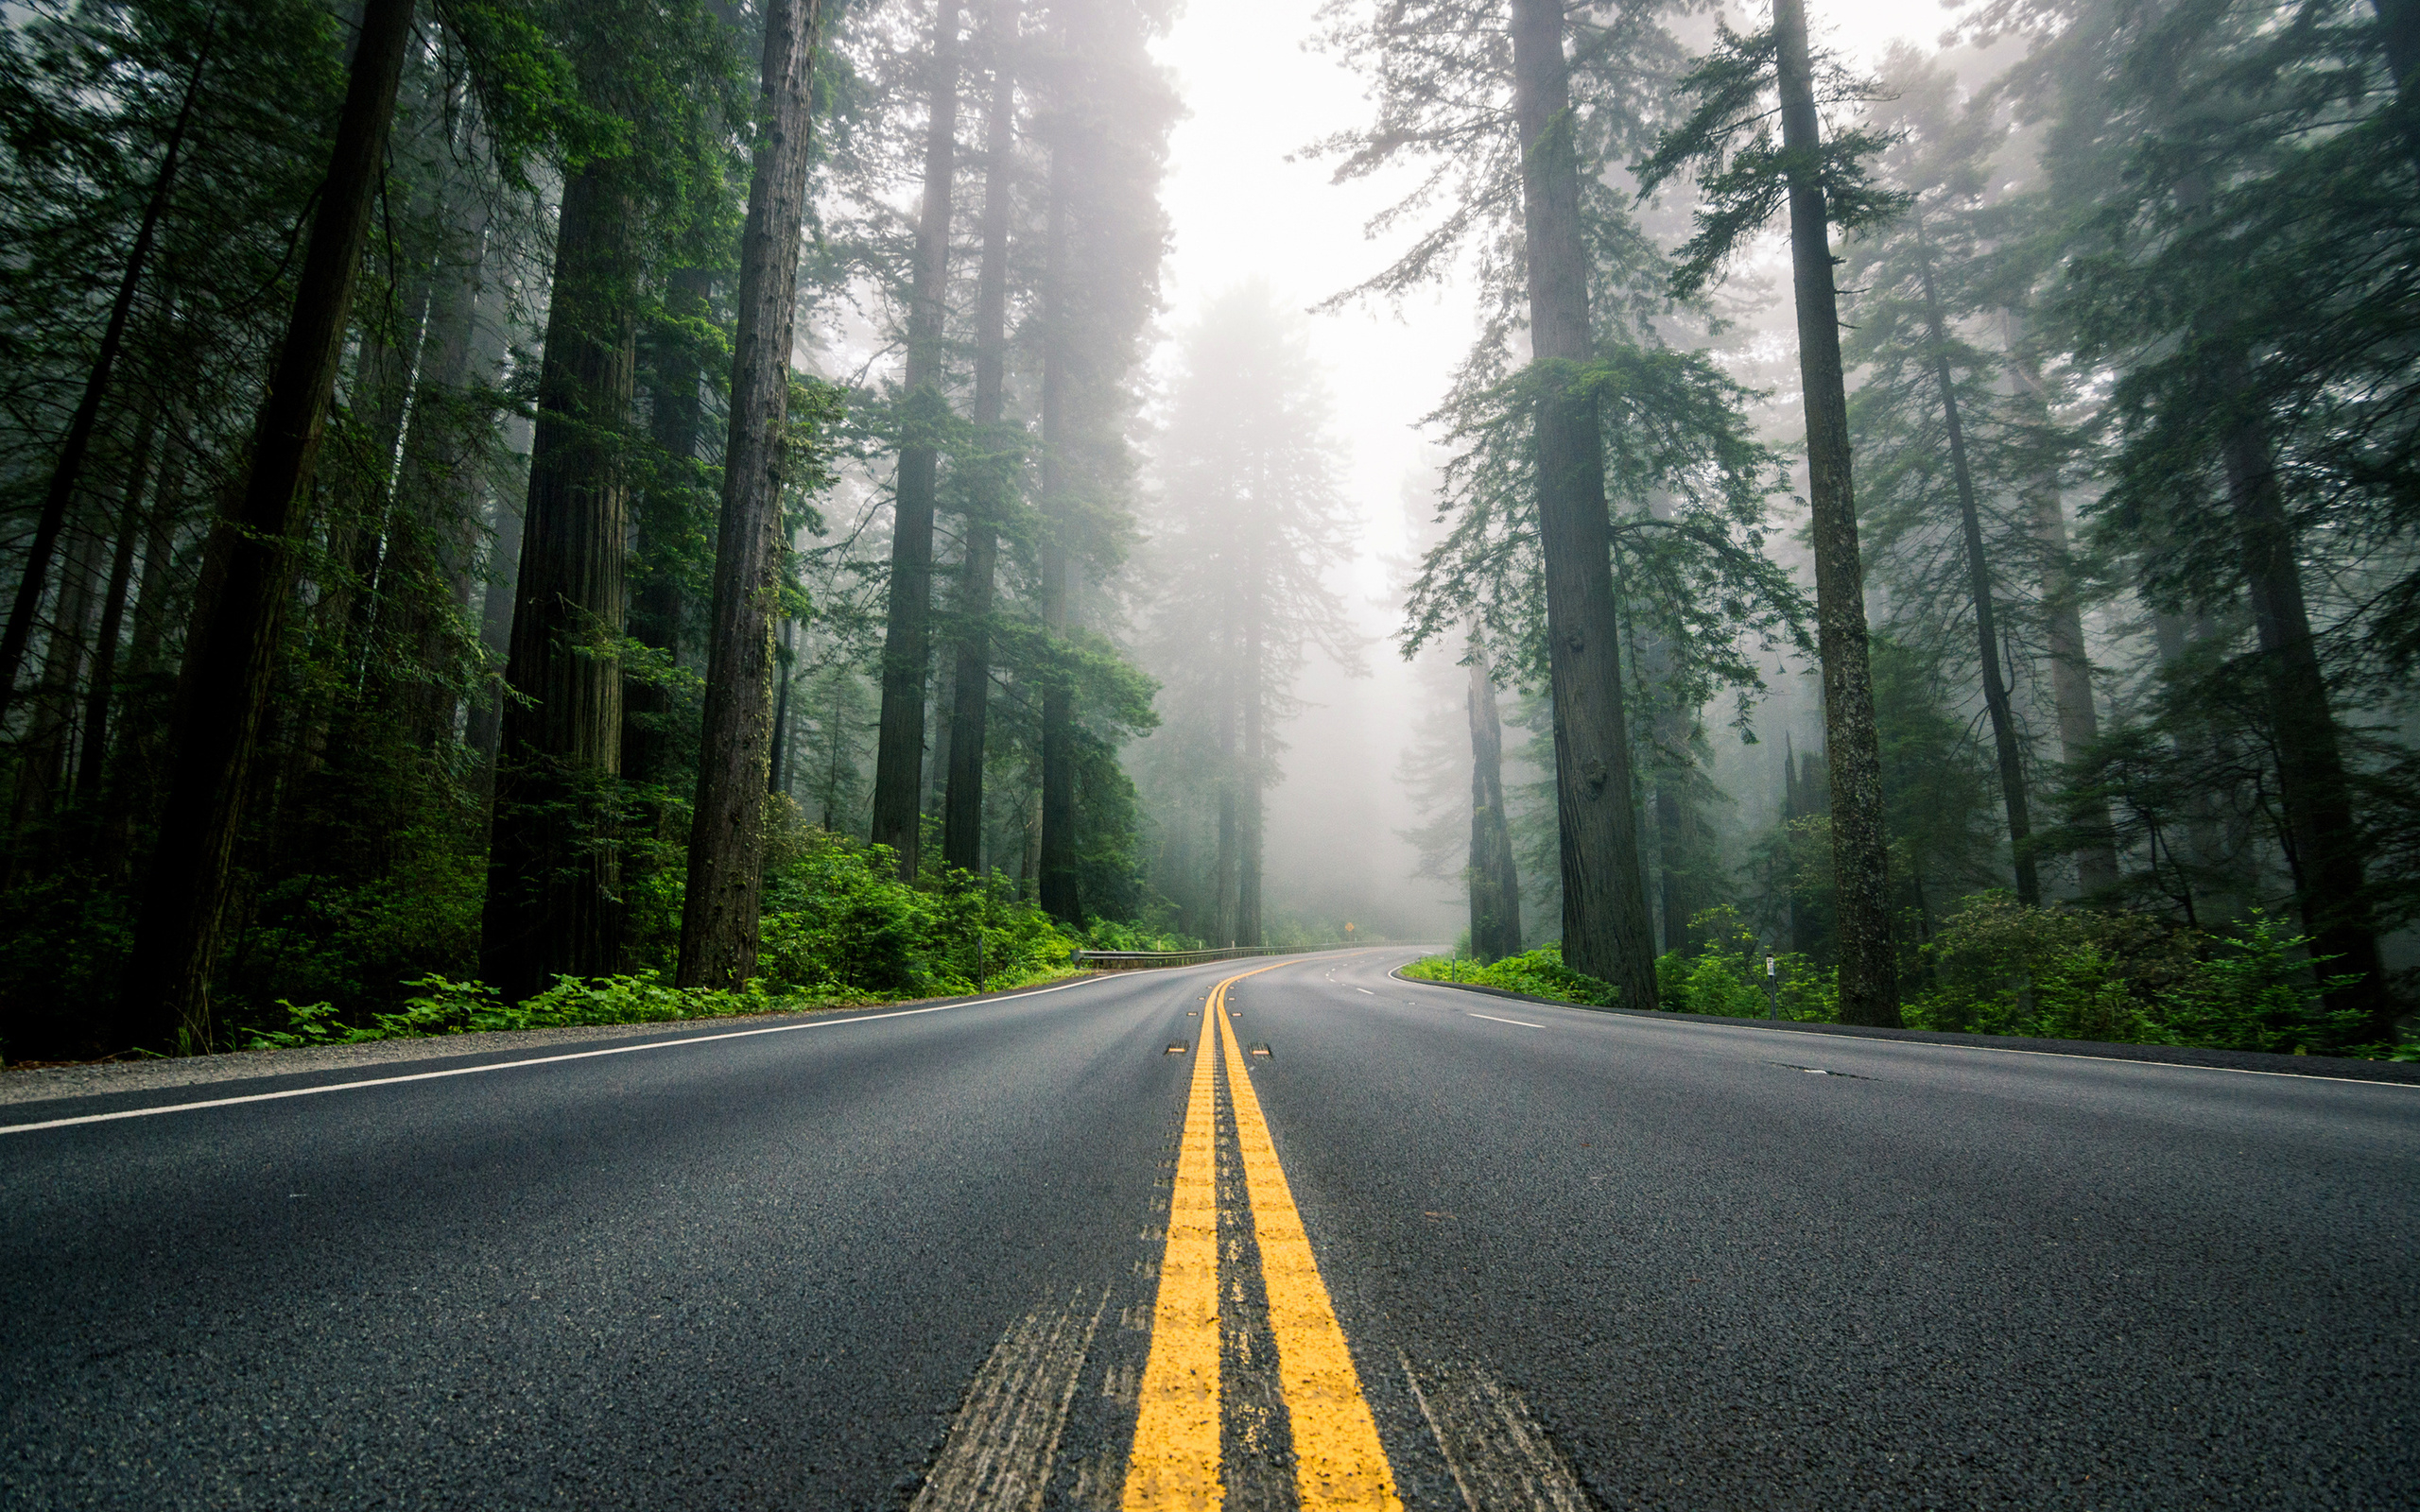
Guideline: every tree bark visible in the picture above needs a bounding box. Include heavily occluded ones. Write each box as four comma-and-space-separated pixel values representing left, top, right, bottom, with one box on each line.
75, 405, 157, 806
2220, 418, 2392, 1040
0, 25, 209, 734
481, 161, 642, 1003
1774, 0, 1900, 1025
942, 4, 1016, 875
1915, 240, 2036, 905
677, 0, 825, 990
1035, 139, 1080, 924
1508, 0, 1658, 1006
117, 0, 415, 1053
2000, 307, 2118, 894
870, 2, 962, 881
1466, 635, 1522, 962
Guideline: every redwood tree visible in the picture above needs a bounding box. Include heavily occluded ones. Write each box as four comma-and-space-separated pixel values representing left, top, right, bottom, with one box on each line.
869, 2, 962, 881
677, 0, 826, 988
118, 0, 418, 1052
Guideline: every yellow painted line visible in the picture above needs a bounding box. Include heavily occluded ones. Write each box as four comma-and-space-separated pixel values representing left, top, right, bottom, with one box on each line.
1123, 978, 1228, 1510
1217, 975, 1404, 1511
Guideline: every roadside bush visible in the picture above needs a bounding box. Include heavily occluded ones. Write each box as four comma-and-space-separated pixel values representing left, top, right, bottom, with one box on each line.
1401, 944, 1619, 1006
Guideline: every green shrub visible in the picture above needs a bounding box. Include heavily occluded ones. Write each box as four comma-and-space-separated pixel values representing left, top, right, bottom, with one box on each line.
1402, 944, 1618, 1006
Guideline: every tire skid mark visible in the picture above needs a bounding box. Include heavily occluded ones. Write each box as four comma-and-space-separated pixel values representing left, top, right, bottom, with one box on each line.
1398, 1353, 1593, 1512
909, 1288, 1107, 1512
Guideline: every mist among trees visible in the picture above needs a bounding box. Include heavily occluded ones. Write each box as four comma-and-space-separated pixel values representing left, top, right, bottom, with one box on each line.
0, 0, 2411, 1061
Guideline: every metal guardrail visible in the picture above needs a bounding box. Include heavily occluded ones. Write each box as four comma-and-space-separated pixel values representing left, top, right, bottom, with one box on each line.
1073, 941, 1364, 972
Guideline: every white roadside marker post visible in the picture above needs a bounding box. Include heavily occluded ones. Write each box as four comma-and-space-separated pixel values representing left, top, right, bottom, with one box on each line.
1767, 954, 1779, 1021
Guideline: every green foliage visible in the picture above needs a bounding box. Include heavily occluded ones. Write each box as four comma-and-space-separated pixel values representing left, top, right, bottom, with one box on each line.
1902, 895, 2366, 1055
1650, 906, 1836, 1021
240, 971, 787, 1049
759, 831, 1073, 998
1401, 945, 1618, 1007
1631, 18, 1910, 299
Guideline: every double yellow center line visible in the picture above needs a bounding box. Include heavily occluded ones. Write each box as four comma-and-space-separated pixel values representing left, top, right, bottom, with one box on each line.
1123, 964, 1402, 1511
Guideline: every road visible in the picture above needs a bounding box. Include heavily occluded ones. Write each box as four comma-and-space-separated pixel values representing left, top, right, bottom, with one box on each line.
3, 949, 2413, 1509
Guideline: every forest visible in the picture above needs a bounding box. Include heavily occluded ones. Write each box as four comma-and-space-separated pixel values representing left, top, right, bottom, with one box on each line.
0, 0, 2413, 1062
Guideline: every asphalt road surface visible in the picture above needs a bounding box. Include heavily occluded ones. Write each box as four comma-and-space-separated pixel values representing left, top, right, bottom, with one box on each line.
4, 950, 2412, 1509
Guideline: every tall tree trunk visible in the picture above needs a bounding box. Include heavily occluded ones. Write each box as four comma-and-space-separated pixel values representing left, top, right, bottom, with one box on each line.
0, 26, 210, 733
1508, 0, 1657, 1006
2221, 421, 2391, 1040
1914, 238, 2036, 905
624, 263, 713, 797
678, 0, 825, 989
481, 162, 642, 1003
942, 0, 1017, 874
2000, 306, 2118, 894
1774, 0, 1899, 1025
1466, 635, 1522, 962
75, 405, 157, 806
1035, 140, 1080, 924
870, 2, 963, 881
116, 0, 414, 1053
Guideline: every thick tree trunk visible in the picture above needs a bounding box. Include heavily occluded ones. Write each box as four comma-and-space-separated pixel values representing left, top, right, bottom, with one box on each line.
116, 0, 413, 1052
2220, 419, 2392, 1040
1466, 637, 1522, 962
1774, 0, 1899, 1025
870, 3, 962, 881
1916, 246, 2036, 905
2000, 308, 2118, 894
0, 28, 208, 733
942, 0, 1018, 875
481, 163, 642, 1002
74, 409, 157, 812
677, 0, 825, 990
1508, 0, 1657, 1006
1035, 143, 1080, 924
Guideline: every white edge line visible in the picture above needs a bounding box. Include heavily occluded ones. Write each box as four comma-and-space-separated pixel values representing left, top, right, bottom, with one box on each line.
1384, 963, 2414, 1089
1467, 1012, 1542, 1028
0, 974, 1119, 1137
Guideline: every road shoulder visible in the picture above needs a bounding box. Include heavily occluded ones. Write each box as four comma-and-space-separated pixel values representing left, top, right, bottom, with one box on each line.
1389, 967, 2420, 1086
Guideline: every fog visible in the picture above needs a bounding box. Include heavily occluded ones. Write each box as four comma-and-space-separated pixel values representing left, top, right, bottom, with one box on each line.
1141, 0, 1968, 943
